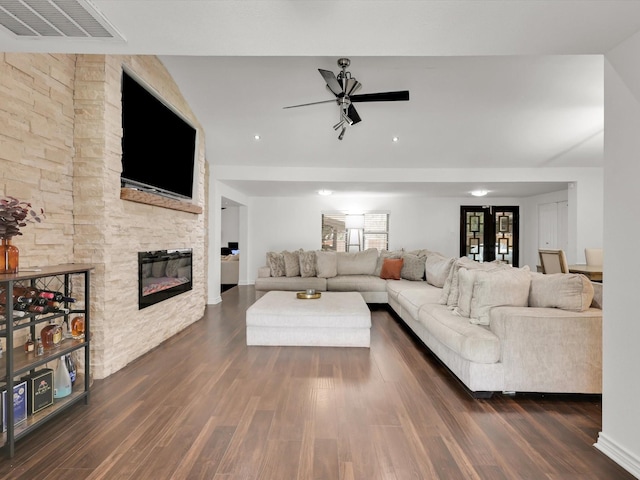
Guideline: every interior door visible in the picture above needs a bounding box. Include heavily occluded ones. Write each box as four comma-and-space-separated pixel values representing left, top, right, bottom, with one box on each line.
460, 206, 519, 266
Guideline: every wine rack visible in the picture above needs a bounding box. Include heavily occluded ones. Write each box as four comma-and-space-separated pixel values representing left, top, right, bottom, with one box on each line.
0, 264, 93, 457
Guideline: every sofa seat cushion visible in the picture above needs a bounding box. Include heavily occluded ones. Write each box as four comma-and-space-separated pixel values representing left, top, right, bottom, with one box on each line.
386, 279, 428, 302
255, 276, 327, 292
418, 304, 501, 364
397, 285, 443, 321
327, 275, 388, 293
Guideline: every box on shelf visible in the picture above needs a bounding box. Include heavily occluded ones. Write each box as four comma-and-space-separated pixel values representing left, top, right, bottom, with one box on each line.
21, 369, 54, 415
1, 380, 28, 432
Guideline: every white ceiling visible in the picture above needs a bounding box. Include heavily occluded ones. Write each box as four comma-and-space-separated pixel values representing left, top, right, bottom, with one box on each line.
3, 1, 640, 199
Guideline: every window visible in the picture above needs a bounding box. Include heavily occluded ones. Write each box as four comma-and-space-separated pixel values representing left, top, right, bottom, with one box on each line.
321, 213, 389, 252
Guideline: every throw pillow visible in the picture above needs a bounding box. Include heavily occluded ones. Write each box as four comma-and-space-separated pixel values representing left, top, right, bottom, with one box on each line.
316, 250, 338, 278
299, 250, 317, 278
453, 267, 476, 318
528, 272, 594, 312
336, 248, 378, 275
283, 250, 301, 277
374, 250, 403, 276
266, 251, 285, 277
165, 258, 181, 277
401, 253, 425, 281
380, 258, 404, 280
469, 266, 531, 325
425, 254, 455, 288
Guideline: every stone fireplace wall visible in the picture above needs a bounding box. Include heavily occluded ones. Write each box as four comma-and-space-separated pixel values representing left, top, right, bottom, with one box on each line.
0, 53, 208, 379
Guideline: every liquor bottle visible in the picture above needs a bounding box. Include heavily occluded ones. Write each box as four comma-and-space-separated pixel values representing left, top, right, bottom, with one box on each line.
65, 353, 76, 386
71, 316, 85, 339
41, 320, 63, 350
36, 337, 44, 356
24, 333, 35, 353
53, 356, 72, 398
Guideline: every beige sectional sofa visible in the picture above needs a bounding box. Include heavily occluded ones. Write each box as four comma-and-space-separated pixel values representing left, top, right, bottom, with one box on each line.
255, 248, 602, 397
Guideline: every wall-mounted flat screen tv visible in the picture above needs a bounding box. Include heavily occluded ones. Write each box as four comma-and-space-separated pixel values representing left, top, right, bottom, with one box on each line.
121, 70, 197, 200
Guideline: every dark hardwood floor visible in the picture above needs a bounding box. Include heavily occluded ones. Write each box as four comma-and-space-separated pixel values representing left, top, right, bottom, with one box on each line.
0, 285, 633, 479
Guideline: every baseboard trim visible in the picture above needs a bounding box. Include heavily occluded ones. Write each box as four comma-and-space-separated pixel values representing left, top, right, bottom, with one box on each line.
594, 431, 640, 478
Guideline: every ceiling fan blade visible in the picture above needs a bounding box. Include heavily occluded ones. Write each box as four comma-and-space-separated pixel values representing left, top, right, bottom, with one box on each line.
318, 68, 343, 96
350, 90, 410, 103
283, 99, 337, 109
347, 104, 362, 125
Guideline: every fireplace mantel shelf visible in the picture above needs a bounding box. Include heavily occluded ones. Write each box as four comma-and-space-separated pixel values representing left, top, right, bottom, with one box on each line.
120, 188, 203, 214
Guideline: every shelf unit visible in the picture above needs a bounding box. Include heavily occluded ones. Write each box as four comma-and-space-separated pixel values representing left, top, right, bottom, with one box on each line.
0, 264, 93, 457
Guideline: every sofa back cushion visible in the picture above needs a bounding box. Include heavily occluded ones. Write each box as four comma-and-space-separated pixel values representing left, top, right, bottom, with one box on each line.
425, 254, 454, 288
528, 272, 594, 311
316, 250, 338, 278
336, 248, 379, 275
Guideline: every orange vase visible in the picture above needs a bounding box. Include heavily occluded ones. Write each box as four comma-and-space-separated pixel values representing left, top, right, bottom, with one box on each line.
0, 238, 19, 274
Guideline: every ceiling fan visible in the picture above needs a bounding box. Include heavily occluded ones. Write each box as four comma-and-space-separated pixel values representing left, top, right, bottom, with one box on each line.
283, 58, 410, 140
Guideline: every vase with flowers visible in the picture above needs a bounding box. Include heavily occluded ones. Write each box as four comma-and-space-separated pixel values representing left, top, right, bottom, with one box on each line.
0, 196, 45, 274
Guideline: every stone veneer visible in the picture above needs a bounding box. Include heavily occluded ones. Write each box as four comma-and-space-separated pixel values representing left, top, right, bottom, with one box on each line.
0, 53, 207, 379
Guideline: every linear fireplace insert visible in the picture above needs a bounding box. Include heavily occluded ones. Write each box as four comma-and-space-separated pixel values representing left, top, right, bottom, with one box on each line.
138, 249, 192, 309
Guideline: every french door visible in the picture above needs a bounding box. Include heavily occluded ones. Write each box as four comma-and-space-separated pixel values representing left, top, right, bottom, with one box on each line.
460, 206, 519, 266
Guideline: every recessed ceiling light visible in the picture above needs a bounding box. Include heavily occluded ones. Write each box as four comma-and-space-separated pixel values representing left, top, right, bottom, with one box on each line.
254, 135, 260, 140
318, 189, 333, 196
392, 136, 399, 142
471, 190, 489, 197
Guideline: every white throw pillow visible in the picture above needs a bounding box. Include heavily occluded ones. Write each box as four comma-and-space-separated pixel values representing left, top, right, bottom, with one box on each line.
425, 254, 455, 288
316, 250, 337, 278
469, 266, 531, 325
336, 248, 378, 275
453, 267, 476, 318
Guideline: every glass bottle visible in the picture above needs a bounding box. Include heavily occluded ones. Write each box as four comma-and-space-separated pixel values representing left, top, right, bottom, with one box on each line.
65, 353, 76, 386
53, 355, 72, 398
0, 238, 19, 274
24, 333, 35, 353
71, 316, 85, 339
36, 337, 44, 356
41, 320, 63, 350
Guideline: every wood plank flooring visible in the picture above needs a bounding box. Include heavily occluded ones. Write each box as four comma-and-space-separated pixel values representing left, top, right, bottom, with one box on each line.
0, 286, 633, 479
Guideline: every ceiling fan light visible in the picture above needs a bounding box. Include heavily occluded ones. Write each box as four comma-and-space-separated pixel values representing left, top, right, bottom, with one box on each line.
333, 120, 345, 131
342, 113, 354, 125
338, 126, 346, 140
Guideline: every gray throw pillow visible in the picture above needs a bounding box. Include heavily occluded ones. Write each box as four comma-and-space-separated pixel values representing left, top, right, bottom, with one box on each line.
299, 250, 317, 278
283, 250, 301, 277
401, 253, 425, 281
266, 251, 285, 277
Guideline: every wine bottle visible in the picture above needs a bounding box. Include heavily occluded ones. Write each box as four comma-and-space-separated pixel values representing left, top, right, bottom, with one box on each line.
53, 356, 72, 398
39, 289, 76, 303
0, 305, 27, 318
65, 353, 76, 386
7, 285, 54, 300
0, 289, 34, 305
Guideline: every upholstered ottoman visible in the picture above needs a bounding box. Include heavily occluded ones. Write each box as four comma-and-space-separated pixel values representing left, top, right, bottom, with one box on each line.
246, 291, 371, 347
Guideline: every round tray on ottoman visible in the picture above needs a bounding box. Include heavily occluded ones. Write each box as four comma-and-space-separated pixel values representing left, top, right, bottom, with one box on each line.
296, 291, 321, 300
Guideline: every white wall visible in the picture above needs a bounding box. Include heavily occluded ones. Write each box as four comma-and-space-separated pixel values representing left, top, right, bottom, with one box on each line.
246, 194, 526, 280
595, 32, 640, 478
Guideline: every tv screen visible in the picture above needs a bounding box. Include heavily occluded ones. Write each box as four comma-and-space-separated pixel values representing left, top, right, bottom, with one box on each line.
121, 70, 197, 200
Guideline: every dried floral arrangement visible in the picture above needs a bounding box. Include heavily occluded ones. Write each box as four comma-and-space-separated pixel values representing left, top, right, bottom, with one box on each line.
0, 196, 46, 239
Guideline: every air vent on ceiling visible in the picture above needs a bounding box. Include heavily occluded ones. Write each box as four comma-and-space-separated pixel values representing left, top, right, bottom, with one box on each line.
0, 0, 124, 40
